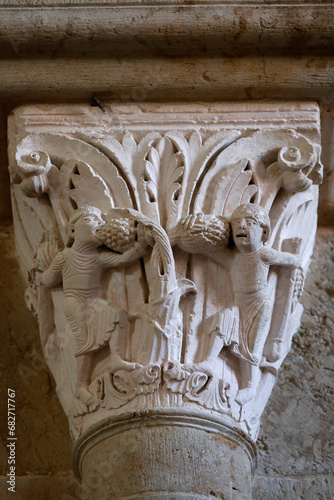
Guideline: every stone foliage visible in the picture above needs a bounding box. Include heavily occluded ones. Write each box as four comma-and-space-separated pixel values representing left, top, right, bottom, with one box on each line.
7, 103, 323, 446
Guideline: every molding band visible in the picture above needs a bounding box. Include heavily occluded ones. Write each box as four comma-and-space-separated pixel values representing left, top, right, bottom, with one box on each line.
73, 407, 258, 483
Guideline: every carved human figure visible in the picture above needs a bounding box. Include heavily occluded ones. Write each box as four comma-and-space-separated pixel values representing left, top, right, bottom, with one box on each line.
174, 204, 301, 406
38, 206, 148, 409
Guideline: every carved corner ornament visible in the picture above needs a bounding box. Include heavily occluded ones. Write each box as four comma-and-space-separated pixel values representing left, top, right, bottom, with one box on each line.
8, 103, 322, 442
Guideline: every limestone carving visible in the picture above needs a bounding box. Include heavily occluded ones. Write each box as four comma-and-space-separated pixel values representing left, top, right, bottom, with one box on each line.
8, 103, 322, 440
37, 206, 150, 413
171, 204, 302, 407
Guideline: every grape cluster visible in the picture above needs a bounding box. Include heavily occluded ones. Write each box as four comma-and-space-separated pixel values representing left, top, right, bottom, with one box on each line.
97, 218, 136, 253
199, 215, 230, 247
178, 214, 230, 253
293, 267, 304, 301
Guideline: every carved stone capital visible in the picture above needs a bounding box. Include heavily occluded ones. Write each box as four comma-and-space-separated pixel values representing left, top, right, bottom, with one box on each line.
9, 102, 322, 497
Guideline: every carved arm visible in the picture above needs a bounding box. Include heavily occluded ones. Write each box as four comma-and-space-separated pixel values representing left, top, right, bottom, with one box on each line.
206, 248, 234, 269
261, 247, 301, 268
100, 241, 148, 268
39, 252, 65, 287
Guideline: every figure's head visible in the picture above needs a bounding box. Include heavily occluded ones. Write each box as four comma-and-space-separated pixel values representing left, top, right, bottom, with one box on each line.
230, 204, 270, 252
67, 206, 104, 247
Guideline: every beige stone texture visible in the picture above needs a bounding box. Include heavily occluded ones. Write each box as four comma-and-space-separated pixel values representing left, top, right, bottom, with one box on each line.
7, 102, 322, 447
0, 473, 80, 500
77, 410, 254, 499
0, 1, 333, 226
254, 228, 334, 497
0, 226, 73, 476
0, 1, 333, 498
1, 224, 333, 498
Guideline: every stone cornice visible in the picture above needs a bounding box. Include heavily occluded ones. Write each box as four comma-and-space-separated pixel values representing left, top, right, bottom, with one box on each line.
1, 57, 333, 102
0, 2, 333, 60
0, 0, 333, 5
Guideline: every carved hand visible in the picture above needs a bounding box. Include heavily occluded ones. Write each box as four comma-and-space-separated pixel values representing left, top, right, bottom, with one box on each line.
137, 222, 155, 247
34, 270, 43, 287
180, 213, 204, 231
294, 256, 302, 269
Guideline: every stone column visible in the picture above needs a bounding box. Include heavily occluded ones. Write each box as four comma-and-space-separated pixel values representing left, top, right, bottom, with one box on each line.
74, 409, 255, 499
8, 102, 322, 499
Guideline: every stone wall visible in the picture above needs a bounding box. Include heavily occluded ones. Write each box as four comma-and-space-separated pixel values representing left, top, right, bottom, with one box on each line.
0, 1, 333, 498
254, 228, 334, 498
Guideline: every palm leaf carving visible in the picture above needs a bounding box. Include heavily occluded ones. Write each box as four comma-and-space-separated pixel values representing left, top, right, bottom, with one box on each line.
87, 132, 162, 216
87, 130, 240, 227
144, 146, 160, 203
195, 129, 320, 216
142, 137, 185, 227
166, 130, 241, 219
166, 151, 184, 204
211, 159, 258, 217
14, 133, 133, 245
64, 160, 113, 213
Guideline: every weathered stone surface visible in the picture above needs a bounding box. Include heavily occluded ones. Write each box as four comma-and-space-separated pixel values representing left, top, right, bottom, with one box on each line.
0, 1, 333, 496
0, 2, 333, 59
253, 227, 334, 494
0, 58, 333, 103
0, 2, 333, 226
0, 225, 73, 477
0, 472, 79, 500
0, 104, 11, 224
253, 476, 334, 500
7, 103, 322, 449
77, 410, 254, 500
319, 107, 334, 226
0, 226, 333, 497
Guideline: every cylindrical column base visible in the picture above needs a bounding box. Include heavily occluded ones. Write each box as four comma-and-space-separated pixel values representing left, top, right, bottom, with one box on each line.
73, 409, 256, 500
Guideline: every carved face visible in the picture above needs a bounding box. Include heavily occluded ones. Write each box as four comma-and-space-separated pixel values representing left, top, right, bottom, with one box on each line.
72, 213, 105, 245
231, 216, 265, 253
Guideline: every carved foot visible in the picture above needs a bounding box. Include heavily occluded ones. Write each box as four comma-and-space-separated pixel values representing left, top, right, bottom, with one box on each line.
71, 398, 90, 418
110, 355, 143, 374
188, 359, 215, 376
235, 387, 256, 406
164, 360, 214, 380
164, 361, 189, 381
75, 387, 99, 412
